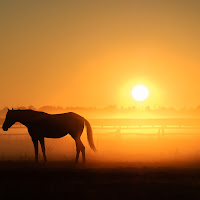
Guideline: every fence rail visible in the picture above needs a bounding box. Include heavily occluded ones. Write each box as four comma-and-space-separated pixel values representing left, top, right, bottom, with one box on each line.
1, 118, 200, 136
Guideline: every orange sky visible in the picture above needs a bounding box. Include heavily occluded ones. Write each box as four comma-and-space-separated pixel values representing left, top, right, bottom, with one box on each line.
1, 0, 200, 108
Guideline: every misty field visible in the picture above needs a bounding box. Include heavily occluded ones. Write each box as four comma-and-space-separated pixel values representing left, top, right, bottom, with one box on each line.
1, 125, 200, 163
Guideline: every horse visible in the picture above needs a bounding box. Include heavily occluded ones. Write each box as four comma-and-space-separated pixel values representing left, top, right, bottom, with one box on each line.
2, 109, 96, 165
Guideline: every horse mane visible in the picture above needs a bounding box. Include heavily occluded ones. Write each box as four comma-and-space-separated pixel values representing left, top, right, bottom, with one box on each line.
14, 109, 48, 114
12, 109, 49, 120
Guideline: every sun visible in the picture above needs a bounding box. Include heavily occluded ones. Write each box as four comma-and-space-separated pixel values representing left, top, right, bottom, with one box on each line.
132, 85, 149, 101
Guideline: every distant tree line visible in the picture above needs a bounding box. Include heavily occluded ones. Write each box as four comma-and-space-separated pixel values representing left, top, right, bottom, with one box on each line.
1, 105, 200, 118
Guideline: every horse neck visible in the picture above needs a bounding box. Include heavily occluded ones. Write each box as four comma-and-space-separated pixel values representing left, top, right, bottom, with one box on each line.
15, 111, 32, 127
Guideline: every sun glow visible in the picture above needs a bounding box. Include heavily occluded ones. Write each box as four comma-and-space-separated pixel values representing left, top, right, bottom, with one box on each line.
132, 85, 149, 101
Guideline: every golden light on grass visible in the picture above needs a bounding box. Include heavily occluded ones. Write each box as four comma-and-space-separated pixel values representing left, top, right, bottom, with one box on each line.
132, 85, 149, 101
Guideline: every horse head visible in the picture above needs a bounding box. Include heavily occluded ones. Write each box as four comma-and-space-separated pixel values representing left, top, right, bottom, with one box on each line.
2, 108, 17, 131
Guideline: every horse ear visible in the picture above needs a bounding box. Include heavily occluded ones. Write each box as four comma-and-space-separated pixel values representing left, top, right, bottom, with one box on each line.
8, 108, 10, 111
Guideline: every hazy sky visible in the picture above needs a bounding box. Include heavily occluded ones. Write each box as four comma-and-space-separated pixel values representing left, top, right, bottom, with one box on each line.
0, 0, 200, 108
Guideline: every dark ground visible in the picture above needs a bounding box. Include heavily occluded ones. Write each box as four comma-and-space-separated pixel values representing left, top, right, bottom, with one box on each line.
1, 161, 200, 199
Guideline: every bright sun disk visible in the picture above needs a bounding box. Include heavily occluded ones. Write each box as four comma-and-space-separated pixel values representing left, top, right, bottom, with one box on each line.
132, 85, 149, 101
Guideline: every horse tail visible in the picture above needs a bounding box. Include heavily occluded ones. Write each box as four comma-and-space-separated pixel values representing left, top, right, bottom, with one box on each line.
84, 119, 96, 151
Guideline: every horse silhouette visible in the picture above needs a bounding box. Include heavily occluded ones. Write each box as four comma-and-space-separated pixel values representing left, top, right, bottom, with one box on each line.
2, 109, 96, 165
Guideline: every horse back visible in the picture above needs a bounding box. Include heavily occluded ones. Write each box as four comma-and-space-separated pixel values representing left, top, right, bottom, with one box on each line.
28, 112, 85, 138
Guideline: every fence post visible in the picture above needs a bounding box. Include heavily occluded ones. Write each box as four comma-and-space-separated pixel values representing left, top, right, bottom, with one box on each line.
161, 126, 165, 136
115, 127, 121, 136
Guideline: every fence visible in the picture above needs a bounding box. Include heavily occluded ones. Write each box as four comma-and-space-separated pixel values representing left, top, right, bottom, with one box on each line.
89, 118, 200, 136
1, 118, 200, 137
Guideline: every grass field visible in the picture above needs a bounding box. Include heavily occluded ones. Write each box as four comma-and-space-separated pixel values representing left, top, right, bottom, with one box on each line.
0, 161, 200, 199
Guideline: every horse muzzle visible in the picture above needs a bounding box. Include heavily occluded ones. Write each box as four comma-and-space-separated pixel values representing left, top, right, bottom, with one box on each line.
2, 126, 8, 131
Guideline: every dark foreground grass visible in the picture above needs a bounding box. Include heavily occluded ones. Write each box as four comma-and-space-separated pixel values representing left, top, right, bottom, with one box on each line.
0, 161, 200, 199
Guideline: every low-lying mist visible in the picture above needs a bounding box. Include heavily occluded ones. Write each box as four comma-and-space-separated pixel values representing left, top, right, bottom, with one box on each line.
1, 127, 200, 167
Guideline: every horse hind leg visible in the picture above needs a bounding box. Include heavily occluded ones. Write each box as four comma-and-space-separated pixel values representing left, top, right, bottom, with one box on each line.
74, 143, 80, 166
75, 138, 85, 165
79, 139, 86, 164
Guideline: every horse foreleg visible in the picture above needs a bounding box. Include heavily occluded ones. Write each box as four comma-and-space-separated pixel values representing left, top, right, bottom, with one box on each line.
39, 137, 47, 163
31, 137, 39, 163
